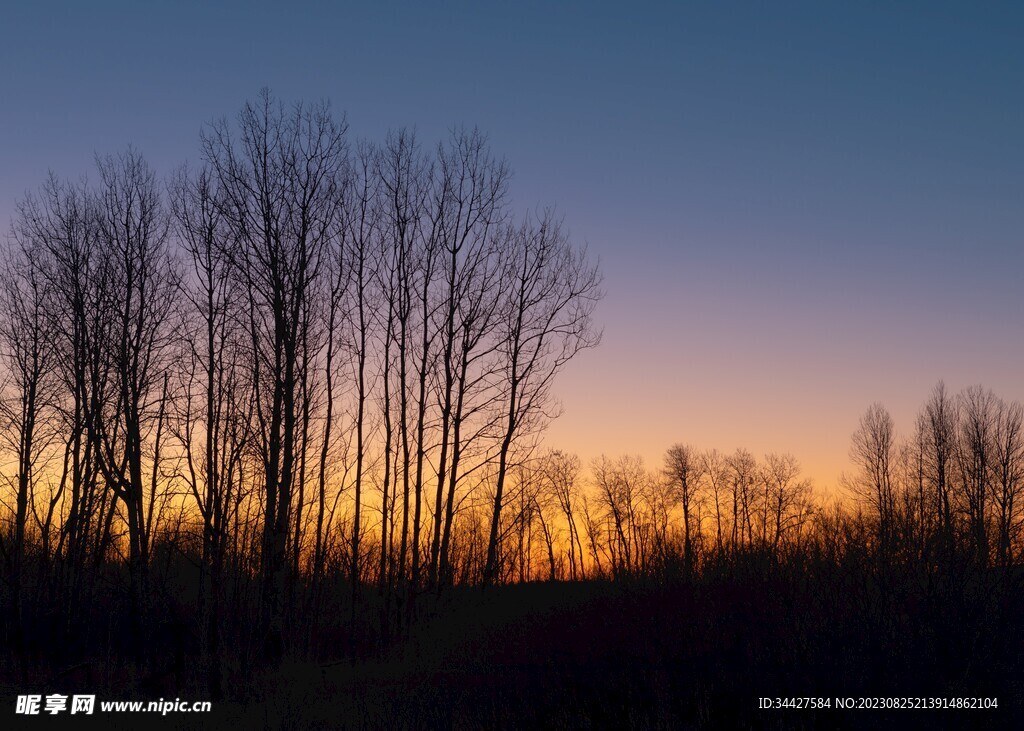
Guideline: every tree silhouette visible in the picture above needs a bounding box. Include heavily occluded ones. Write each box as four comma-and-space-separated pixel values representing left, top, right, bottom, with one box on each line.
2, 92, 1022, 728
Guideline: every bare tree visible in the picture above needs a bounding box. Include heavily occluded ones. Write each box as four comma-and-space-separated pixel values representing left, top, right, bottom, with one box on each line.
590, 455, 658, 576
92, 149, 179, 641
428, 129, 509, 590
407, 165, 441, 604
957, 385, 997, 566
900, 419, 931, 561
170, 164, 254, 696
482, 210, 602, 586
342, 141, 381, 624
699, 449, 729, 555
727, 449, 757, 550
376, 129, 428, 604
847, 403, 897, 553
991, 398, 1024, 568
664, 444, 702, 573
539, 450, 586, 580
24, 174, 116, 634
758, 453, 811, 553
918, 381, 957, 557
202, 91, 347, 663
307, 191, 351, 630
0, 234, 56, 648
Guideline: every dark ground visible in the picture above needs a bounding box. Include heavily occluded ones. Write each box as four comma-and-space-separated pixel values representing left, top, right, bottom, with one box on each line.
212, 569, 1022, 728
5, 564, 1023, 729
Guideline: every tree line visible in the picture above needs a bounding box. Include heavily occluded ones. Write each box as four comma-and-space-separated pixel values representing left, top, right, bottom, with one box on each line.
503, 381, 1024, 584
845, 382, 1024, 570
0, 91, 601, 686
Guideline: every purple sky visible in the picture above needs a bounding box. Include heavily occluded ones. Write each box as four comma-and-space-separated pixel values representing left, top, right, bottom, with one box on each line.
3, 1, 1023, 491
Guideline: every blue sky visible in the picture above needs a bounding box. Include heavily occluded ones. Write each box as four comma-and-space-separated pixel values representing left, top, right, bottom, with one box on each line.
3, 1, 1023, 487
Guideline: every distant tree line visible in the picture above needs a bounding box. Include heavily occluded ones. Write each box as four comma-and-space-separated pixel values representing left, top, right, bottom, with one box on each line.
503, 448, 814, 583
502, 382, 1024, 585
845, 383, 1024, 571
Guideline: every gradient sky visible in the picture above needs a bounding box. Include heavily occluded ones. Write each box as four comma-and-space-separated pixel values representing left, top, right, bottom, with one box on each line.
3, 2, 1023, 494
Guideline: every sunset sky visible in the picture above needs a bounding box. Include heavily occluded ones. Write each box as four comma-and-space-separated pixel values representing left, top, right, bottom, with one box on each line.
2, 2, 1023, 494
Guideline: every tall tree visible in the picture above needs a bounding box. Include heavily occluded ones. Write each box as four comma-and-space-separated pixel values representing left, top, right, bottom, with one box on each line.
92, 149, 179, 641
202, 91, 347, 663
0, 236, 56, 649
482, 211, 601, 586
376, 129, 428, 602
342, 140, 381, 638
429, 129, 510, 590
23, 175, 114, 634
170, 164, 254, 696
